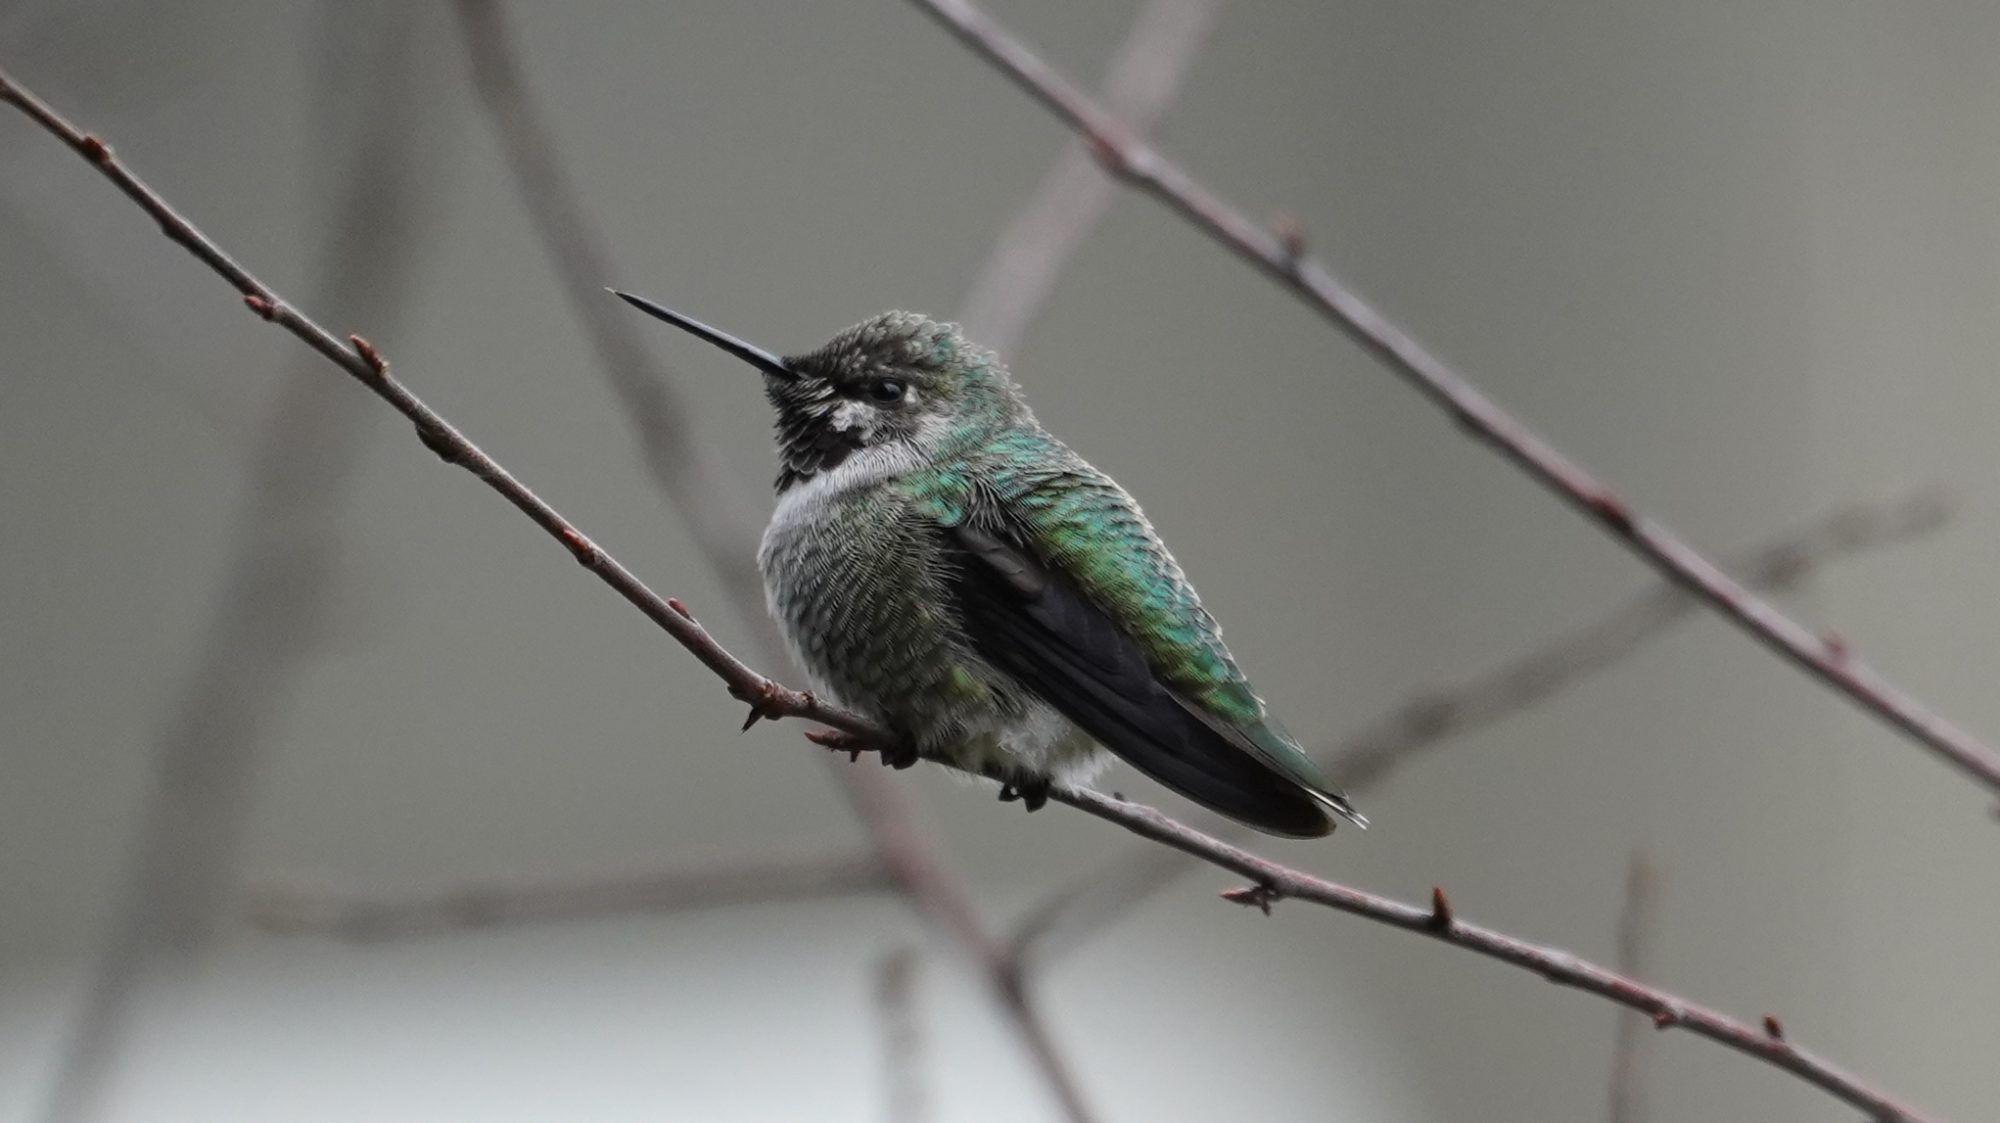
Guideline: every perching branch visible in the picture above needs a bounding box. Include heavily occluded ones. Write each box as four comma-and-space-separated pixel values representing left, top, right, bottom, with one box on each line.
246, 853, 895, 943
956, 0, 1224, 353
0, 58, 1941, 1123
1009, 487, 1955, 961
907, 0, 2000, 804
446, 6, 1097, 1121
1047, 786, 1933, 1123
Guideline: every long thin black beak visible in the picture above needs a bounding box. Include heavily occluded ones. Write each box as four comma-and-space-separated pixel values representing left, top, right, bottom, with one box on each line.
609, 289, 798, 381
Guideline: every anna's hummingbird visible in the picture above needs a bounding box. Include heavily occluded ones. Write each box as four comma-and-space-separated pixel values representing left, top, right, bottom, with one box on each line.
614, 293, 1364, 838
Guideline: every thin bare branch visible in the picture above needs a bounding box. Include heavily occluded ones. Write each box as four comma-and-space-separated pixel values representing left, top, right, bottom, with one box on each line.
448, 6, 1096, 1120
957, 0, 1224, 353
907, 0, 2000, 804
245, 853, 894, 943
876, 948, 931, 1123
33, 12, 438, 1120
0, 56, 1941, 1123
1608, 851, 1662, 1123
1010, 488, 1955, 959
1047, 787, 1934, 1123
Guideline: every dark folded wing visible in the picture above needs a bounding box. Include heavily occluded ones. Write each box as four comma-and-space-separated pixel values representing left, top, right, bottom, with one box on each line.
947, 523, 1332, 838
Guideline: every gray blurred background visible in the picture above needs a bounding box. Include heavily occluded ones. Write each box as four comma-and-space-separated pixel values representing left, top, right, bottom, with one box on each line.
2, 2, 1996, 1121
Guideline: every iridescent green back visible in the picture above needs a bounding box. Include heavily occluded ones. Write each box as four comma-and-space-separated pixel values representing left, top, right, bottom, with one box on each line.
904, 425, 1336, 794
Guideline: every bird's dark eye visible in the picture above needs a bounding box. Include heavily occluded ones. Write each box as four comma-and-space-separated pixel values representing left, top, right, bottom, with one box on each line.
868, 378, 906, 404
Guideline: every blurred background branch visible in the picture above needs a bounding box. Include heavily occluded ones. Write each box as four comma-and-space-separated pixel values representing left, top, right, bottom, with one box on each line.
30, 8, 442, 1119
1608, 850, 1662, 1123
876, 948, 932, 1123
243, 851, 895, 943
956, 0, 1223, 354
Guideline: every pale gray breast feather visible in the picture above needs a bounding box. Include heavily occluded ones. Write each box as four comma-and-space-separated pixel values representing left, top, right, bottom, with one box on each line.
763, 443, 924, 552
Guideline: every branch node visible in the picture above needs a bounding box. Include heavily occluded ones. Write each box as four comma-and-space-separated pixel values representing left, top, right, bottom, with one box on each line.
243, 293, 277, 321
1270, 212, 1307, 268
664, 597, 694, 620
1650, 1007, 1681, 1030
557, 527, 598, 565
414, 421, 459, 464
1585, 487, 1635, 535
1763, 1014, 1786, 1041
732, 678, 788, 731
1822, 630, 1849, 661
1220, 884, 1279, 915
1427, 886, 1455, 931
348, 333, 389, 377
79, 133, 111, 164
1083, 131, 1137, 179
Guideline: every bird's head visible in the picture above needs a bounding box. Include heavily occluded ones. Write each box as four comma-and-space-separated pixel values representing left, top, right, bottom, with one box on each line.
615, 294, 1029, 491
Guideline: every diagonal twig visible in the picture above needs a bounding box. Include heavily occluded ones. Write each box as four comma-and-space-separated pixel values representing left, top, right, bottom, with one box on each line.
1049, 786, 1932, 1123
0, 58, 1942, 1123
906, 0, 2000, 804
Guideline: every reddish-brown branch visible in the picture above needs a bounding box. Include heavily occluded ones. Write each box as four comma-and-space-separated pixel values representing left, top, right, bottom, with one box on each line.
0, 59, 1940, 1123
245, 853, 895, 942
1045, 787, 1934, 1123
906, 0, 2000, 803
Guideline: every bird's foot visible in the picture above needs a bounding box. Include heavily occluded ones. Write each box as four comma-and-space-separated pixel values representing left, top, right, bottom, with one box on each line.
802, 728, 918, 768
996, 777, 1050, 812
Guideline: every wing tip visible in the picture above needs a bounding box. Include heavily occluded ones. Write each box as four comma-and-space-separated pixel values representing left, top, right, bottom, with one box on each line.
1312, 789, 1369, 831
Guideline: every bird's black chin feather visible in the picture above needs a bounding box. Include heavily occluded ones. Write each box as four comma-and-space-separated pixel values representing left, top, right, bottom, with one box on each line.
768, 380, 866, 493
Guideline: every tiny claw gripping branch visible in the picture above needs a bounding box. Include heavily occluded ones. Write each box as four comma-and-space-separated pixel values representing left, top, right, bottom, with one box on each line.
804, 727, 874, 763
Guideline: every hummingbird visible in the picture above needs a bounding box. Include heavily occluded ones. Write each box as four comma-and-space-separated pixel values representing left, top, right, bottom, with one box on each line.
614, 292, 1364, 838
